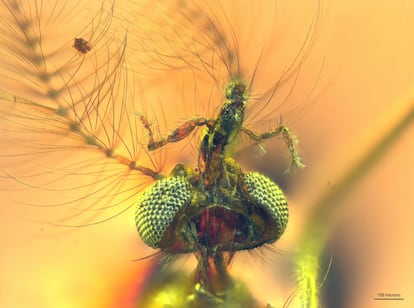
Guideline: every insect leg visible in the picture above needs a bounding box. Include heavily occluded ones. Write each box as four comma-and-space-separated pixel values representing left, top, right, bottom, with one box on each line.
241, 125, 305, 172
138, 113, 211, 150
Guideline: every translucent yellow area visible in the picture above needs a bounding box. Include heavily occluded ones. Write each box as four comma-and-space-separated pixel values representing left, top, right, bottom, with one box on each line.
1, 1, 414, 307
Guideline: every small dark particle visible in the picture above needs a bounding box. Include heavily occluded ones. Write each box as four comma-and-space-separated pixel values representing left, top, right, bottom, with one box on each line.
73, 37, 91, 54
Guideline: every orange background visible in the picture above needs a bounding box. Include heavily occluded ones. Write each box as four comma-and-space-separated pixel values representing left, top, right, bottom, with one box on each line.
1, 1, 414, 307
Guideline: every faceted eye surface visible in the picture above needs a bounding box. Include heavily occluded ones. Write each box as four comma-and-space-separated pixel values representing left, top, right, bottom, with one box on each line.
135, 176, 191, 248
243, 172, 289, 242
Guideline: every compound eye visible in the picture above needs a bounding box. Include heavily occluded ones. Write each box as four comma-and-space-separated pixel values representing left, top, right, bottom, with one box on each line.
135, 176, 191, 248
243, 172, 288, 242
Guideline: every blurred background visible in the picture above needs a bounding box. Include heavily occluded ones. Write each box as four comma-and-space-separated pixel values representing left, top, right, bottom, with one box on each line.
1, 0, 414, 307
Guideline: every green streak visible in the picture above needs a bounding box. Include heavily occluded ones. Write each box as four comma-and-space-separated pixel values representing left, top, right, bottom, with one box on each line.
295, 102, 414, 308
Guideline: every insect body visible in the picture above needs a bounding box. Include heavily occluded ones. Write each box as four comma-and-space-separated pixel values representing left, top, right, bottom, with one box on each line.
135, 79, 304, 301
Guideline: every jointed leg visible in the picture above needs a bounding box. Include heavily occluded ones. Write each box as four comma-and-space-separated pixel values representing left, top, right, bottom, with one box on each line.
241, 125, 305, 173
138, 113, 211, 150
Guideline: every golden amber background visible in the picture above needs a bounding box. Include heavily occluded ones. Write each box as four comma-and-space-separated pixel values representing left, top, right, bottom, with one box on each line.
1, 1, 413, 307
